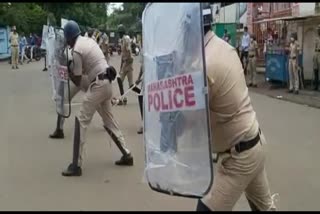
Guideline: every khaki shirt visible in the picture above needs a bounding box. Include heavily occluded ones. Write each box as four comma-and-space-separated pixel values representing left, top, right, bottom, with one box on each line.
72, 36, 108, 82
248, 40, 258, 57
315, 36, 320, 52
10, 32, 19, 46
289, 41, 300, 58
205, 31, 259, 153
121, 35, 133, 61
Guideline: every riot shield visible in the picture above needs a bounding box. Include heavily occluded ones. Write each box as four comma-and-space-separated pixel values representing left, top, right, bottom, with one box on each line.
52, 28, 71, 118
142, 3, 213, 198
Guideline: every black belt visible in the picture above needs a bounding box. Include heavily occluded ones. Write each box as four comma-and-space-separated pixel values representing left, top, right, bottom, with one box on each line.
225, 129, 261, 154
11, 45, 18, 47
91, 72, 107, 83
316, 50, 320, 52
249, 55, 255, 58
290, 57, 296, 59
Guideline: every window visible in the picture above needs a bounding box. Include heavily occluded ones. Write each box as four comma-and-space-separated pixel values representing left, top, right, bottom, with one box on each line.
272, 3, 291, 13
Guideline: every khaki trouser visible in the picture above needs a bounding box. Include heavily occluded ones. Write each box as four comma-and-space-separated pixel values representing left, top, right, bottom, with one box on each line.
11, 46, 19, 67
76, 78, 129, 166
248, 56, 257, 85
202, 132, 275, 211
288, 58, 299, 91
120, 58, 134, 87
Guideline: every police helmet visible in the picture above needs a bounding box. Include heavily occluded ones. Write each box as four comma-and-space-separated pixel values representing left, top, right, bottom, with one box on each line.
202, 3, 213, 28
64, 20, 81, 43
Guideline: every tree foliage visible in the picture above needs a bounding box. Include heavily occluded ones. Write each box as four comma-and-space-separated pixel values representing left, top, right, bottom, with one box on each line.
0, 2, 145, 35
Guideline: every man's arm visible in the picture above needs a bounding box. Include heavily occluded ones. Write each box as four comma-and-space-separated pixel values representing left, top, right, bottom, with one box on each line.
69, 52, 82, 87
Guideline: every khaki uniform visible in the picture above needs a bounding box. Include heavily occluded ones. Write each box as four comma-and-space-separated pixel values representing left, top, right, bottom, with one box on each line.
314, 36, 320, 70
201, 31, 275, 211
248, 40, 258, 85
10, 32, 19, 67
288, 41, 300, 91
72, 36, 130, 166
100, 34, 110, 63
313, 36, 320, 89
120, 35, 134, 87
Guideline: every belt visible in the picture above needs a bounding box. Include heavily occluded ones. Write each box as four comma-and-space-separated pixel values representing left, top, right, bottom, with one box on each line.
249, 55, 255, 58
290, 56, 296, 59
91, 72, 107, 83
225, 129, 261, 154
11, 45, 18, 47
315, 50, 320, 52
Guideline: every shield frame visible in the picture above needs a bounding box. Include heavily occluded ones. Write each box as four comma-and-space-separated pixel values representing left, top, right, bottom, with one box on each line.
142, 3, 214, 199
52, 27, 72, 119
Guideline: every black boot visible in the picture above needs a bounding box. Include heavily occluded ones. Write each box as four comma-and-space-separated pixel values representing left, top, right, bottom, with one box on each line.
115, 153, 134, 166
49, 115, 64, 139
61, 163, 82, 177
62, 117, 82, 176
137, 127, 143, 135
314, 69, 319, 91
49, 129, 64, 139
104, 126, 134, 166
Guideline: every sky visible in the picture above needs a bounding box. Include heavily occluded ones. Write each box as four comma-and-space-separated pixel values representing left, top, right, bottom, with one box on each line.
107, 3, 123, 15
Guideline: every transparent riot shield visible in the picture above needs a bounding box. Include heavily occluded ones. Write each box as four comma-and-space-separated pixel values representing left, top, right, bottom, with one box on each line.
142, 3, 213, 198
52, 28, 71, 118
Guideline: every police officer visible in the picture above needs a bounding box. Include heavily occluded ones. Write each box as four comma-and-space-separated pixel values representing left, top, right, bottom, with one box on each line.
99, 32, 110, 64
247, 35, 258, 87
116, 24, 134, 105
313, 25, 320, 91
287, 33, 300, 94
61, 20, 133, 177
10, 26, 19, 69
196, 3, 276, 211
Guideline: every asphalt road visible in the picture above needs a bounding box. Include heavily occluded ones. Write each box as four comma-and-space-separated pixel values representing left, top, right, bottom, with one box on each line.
0, 55, 319, 211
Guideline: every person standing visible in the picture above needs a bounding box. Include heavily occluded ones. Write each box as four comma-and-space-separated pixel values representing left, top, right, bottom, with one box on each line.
27, 33, 36, 63
247, 35, 258, 87
116, 24, 134, 106
313, 25, 320, 91
61, 20, 134, 177
240, 26, 250, 75
287, 33, 300, 94
9, 26, 19, 69
19, 32, 28, 64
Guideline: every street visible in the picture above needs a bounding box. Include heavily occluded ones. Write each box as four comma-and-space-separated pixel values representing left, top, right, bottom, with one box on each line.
0, 55, 320, 211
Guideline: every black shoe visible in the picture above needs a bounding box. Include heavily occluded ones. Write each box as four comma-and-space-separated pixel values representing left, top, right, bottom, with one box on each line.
12, 66, 15, 69
16, 66, 19, 69
288, 90, 293, 93
62, 163, 82, 177
115, 154, 134, 166
43, 68, 48, 72
49, 129, 64, 139
137, 127, 143, 135
248, 83, 253, 87
252, 84, 258, 88
313, 87, 318, 91
294, 90, 299, 94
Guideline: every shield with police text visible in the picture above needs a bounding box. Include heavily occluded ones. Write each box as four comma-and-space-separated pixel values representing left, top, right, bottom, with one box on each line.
52, 28, 71, 118
142, 3, 213, 198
